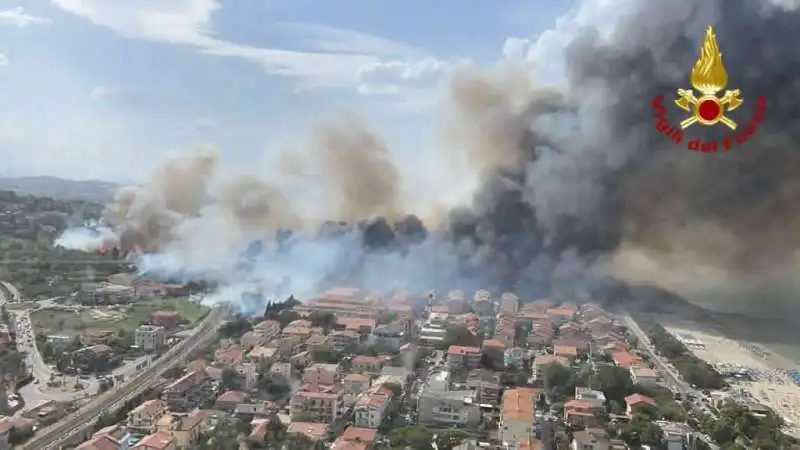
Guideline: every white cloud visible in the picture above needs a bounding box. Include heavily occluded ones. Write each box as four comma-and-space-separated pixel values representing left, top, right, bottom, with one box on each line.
356, 57, 452, 96
0, 54, 7, 66
50, 0, 449, 93
0, 6, 52, 28
500, 0, 640, 85
89, 85, 111, 100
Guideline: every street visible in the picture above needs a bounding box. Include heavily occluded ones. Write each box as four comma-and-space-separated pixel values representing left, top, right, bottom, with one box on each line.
0, 282, 160, 416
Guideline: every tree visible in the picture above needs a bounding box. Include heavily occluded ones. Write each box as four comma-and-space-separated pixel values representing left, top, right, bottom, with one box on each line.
588, 366, 634, 403
382, 382, 402, 396
308, 311, 336, 331
437, 325, 482, 350
221, 368, 239, 391
218, 316, 253, 339
390, 426, 434, 450
436, 429, 469, 450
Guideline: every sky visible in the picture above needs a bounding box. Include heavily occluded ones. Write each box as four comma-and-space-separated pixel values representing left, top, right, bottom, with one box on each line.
0, 0, 624, 195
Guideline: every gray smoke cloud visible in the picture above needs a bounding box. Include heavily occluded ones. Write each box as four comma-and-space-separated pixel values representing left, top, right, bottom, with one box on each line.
56, 0, 800, 319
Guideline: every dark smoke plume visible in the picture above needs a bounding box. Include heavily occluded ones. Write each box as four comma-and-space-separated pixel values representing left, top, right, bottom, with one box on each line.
57, 0, 800, 319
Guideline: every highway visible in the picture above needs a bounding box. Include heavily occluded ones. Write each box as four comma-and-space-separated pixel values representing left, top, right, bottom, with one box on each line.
22, 304, 228, 449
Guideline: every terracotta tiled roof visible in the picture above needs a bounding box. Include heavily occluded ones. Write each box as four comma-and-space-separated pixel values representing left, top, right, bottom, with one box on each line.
624, 393, 656, 407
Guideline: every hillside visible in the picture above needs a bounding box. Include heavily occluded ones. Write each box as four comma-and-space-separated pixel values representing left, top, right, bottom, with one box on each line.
0, 176, 119, 203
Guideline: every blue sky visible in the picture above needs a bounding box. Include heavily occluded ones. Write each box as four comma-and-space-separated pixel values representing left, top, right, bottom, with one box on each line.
0, 0, 617, 194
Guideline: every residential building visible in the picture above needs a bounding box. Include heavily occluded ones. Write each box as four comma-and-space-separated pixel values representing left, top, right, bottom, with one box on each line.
499, 293, 519, 315
253, 319, 281, 338
466, 369, 502, 404
303, 363, 341, 385
128, 399, 169, 436
339, 427, 377, 446
447, 345, 482, 371
352, 355, 383, 374
286, 422, 329, 441
161, 370, 214, 412
659, 421, 694, 450
624, 394, 657, 417
354, 385, 394, 428
343, 373, 371, 396
612, 351, 644, 369
92, 424, 133, 450
246, 346, 278, 364
214, 344, 245, 366
546, 306, 575, 324
564, 399, 599, 427
417, 387, 481, 428
76, 434, 122, 450
215, 390, 250, 412
630, 366, 659, 388
499, 387, 538, 449
155, 411, 205, 449
330, 330, 360, 351
575, 387, 606, 409
571, 428, 610, 450
419, 327, 447, 344
235, 361, 258, 390
446, 290, 467, 314
473, 290, 493, 316
504, 347, 526, 369
134, 325, 166, 352
482, 339, 507, 368
531, 355, 569, 382
371, 323, 405, 351
133, 430, 176, 450
149, 311, 182, 329
290, 383, 345, 422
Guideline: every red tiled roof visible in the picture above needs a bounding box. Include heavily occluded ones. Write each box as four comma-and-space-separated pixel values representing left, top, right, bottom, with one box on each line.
625, 393, 656, 407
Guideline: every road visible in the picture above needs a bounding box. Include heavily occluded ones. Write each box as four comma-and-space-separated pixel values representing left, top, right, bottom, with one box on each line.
622, 312, 698, 395
3, 286, 161, 413
622, 313, 720, 449
22, 305, 228, 450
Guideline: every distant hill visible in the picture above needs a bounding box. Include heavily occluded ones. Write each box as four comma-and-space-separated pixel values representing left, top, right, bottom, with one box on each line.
0, 176, 119, 203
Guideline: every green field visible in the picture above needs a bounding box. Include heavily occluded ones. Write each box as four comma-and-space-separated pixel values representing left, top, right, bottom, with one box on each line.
30, 298, 209, 336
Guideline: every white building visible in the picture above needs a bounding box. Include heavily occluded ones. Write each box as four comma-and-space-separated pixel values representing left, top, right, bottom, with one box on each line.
571, 429, 610, 450
575, 387, 607, 409
499, 293, 519, 315
630, 367, 660, 388
134, 325, 166, 351
354, 385, 393, 429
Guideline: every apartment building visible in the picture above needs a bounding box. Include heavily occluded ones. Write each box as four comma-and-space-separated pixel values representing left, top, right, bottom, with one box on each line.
303, 363, 341, 385
466, 369, 502, 404
352, 356, 383, 374
417, 387, 481, 428
161, 370, 215, 412
499, 293, 520, 315
127, 399, 169, 436
499, 387, 538, 449
447, 345, 482, 371
155, 411, 205, 448
290, 384, 345, 423
571, 429, 610, 450
354, 385, 393, 429
133, 430, 177, 450
134, 325, 165, 351
630, 367, 659, 388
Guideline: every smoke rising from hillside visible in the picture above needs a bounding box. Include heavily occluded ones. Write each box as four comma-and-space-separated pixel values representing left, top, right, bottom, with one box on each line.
57, 0, 800, 318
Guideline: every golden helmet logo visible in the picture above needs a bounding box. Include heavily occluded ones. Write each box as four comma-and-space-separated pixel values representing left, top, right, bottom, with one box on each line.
674, 26, 743, 129
651, 25, 767, 153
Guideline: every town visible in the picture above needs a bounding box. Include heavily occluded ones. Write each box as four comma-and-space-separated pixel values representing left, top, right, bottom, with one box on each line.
0, 280, 796, 450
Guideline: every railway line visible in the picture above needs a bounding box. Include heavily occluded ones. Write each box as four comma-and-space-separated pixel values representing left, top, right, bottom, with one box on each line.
0, 260, 133, 265
21, 305, 229, 449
